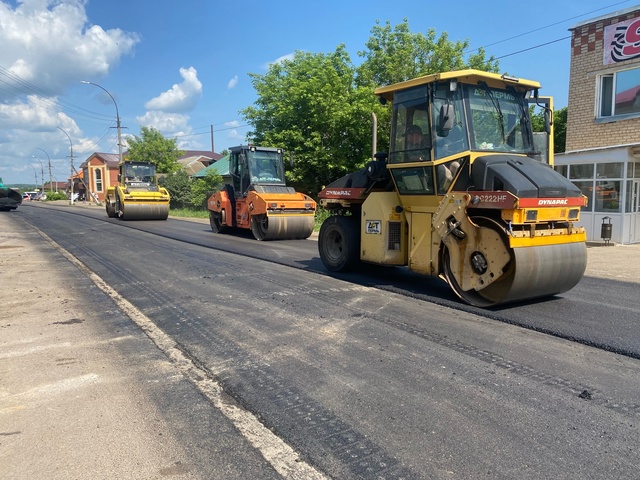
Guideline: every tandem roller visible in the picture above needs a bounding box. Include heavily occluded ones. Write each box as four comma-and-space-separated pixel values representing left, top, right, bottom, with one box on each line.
207, 145, 317, 241
105, 161, 171, 221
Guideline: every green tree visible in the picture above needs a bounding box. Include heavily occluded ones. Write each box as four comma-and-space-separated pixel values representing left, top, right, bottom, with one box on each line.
242, 46, 384, 196
552, 106, 567, 153
242, 19, 500, 198
126, 126, 183, 174
189, 170, 223, 208
356, 19, 499, 88
161, 170, 191, 209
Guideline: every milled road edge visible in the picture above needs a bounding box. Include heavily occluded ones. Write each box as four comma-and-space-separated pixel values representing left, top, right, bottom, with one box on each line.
33, 225, 328, 480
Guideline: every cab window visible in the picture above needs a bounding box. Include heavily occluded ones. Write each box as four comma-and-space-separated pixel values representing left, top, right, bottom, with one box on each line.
393, 167, 435, 195
389, 86, 431, 164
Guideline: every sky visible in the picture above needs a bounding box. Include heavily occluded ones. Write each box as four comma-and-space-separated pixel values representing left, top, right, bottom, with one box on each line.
1, 0, 638, 186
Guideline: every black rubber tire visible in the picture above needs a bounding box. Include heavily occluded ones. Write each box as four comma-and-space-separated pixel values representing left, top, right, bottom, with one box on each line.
318, 215, 360, 272
209, 211, 227, 233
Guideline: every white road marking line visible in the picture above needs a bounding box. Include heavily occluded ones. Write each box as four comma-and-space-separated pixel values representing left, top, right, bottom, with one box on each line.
34, 226, 328, 480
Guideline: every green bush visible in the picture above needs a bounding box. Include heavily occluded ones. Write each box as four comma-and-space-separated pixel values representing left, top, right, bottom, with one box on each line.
43, 192, 68, 201
314, 206, 332, 230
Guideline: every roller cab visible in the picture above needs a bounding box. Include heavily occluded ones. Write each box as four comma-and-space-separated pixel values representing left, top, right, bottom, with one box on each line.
318, 69, 588, 307
105, 161, 170, 220
207, 145, 316, 240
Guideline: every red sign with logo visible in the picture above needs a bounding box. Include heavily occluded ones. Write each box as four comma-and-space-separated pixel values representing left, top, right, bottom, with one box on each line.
604, 17, 640, 64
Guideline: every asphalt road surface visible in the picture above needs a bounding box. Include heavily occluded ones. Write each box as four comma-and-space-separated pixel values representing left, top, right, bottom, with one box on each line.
4, 202, 640, 479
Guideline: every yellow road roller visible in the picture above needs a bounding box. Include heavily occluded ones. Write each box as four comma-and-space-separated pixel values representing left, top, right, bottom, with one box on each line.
207, 145, 316, 240
105, 161, 170, 220
318, 69, 587, 307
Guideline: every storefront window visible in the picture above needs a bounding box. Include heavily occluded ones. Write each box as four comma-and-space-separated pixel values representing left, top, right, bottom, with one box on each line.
594, 180, 621, 212
569, 164, 594, 179
597, 162, 623, 178
635, 162, 640, 179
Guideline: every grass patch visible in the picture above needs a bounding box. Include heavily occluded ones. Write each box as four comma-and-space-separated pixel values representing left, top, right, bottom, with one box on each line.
314, 206, 331, 231
169, 207, 209, 219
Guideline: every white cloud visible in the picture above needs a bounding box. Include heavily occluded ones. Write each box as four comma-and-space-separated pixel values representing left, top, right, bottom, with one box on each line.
224, 120, 240, 128
144, 67, 203, 113
227, 129, 245, 140
227, 75, 239, 89
0, 95, 61, 131
0, 0, 141, 183
261, 52, 295, 70
135, 110, 191, 138
0, 0, 139, 97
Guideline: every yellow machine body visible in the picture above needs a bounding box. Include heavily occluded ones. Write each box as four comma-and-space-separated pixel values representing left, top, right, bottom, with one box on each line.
105, 161, 170, 221
318, 69, 587, 307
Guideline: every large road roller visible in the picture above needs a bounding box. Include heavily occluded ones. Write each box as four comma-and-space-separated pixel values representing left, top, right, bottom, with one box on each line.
0, 178, 22, 211
105, 161, 170, 220
207, 145, 316, 240
318, 69, 587, 307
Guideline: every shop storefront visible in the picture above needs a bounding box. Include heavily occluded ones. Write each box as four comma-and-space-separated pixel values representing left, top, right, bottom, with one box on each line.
556, 146, 640, 244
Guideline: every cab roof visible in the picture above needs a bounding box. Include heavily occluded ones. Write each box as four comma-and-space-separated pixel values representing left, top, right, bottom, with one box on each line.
374, 69, 541, 102
230, 145, 283, 153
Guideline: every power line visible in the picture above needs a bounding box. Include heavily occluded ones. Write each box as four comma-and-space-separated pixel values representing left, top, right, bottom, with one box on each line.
0, 65, 114, 123
494, 36, 572, 60
173, 123, 250, 139
467, 1, 635, 56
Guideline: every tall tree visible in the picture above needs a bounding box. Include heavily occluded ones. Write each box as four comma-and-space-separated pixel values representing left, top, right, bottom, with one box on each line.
126, 126, 183, 174
242, 19, 500, 198
242, 46, 384, 196
356, 19, 499, 88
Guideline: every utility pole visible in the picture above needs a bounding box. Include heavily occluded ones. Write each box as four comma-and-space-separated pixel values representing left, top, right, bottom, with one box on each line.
58, 127, 74, 205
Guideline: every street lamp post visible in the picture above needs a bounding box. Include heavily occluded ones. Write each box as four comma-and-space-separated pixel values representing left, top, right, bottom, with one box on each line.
27, 164, 38, 191
58, 127, 74, 205
35, 148, 53, 192
81, 81, 123, 165
32, 156, 44, 192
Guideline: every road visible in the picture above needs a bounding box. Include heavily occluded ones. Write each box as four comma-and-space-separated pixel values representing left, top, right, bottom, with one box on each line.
4, 202, 640, 479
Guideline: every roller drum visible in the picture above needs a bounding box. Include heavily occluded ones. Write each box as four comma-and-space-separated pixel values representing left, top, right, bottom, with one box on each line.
476, 242, 587, 305
442, 215, 587, 307
120, 202, 169, 220
251, 214, 315, 240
